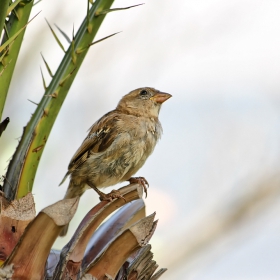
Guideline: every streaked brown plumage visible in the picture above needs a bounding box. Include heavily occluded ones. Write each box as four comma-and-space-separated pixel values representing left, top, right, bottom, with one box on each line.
59, 87, 171, 236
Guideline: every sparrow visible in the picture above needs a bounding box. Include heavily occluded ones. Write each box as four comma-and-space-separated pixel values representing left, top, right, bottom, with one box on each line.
59, 87, 171, 236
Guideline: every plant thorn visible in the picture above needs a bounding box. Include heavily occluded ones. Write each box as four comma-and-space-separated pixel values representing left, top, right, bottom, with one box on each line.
32, 145, 44, 153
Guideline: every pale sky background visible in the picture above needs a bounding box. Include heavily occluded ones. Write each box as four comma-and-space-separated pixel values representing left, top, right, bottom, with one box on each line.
1, 0, 280, 279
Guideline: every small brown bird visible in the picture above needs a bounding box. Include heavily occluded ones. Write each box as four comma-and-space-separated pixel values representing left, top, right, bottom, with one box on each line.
59, 87, 171, 235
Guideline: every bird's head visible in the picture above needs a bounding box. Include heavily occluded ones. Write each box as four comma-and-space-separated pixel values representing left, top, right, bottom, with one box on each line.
116, 87, 172, 118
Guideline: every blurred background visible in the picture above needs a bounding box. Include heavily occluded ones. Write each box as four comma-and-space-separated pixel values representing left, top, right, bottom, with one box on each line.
1, 0, 280, 279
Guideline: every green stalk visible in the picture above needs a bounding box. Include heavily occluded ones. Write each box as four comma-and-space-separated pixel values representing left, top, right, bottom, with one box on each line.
0, 0, 9, 41
0, 0, 34, 120
4, 0, 115, 201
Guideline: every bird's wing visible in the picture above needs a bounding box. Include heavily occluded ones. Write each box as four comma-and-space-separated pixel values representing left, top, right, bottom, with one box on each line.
68, 110, 120, 173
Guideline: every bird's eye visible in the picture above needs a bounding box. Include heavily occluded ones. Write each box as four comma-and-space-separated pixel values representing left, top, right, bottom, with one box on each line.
140, 90, 148, 96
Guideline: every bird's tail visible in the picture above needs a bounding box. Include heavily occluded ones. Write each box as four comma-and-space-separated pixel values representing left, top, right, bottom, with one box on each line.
59, 171, 70, 186
59, 180, 86, 237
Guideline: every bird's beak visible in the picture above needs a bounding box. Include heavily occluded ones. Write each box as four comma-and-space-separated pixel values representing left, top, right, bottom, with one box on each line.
150, 92, 172, 104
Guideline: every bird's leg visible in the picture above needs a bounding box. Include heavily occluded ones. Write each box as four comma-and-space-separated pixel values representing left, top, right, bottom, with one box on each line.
90, 185, 108, 201
104, 189, 127, 202
128, 177, 149, 198
87, 182, 126, 202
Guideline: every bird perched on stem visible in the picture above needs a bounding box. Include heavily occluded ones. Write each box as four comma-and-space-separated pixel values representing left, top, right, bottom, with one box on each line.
59, 87, 171, 236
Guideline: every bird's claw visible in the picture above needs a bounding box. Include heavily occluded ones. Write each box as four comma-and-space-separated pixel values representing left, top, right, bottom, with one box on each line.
99, 189, 126, 203
128, 176, 149, 198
